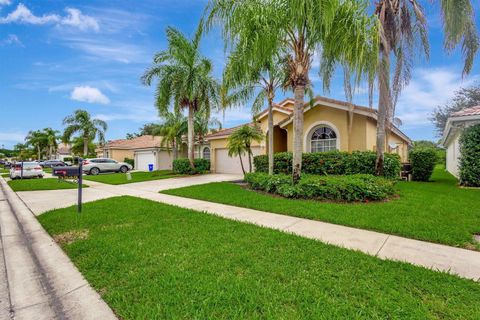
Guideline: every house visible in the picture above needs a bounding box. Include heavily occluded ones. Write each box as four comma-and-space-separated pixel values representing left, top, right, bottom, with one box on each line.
205, 96, 412, 174
96, 135, 175, 171
52, 143, 72, 161
441, 106, 480, 177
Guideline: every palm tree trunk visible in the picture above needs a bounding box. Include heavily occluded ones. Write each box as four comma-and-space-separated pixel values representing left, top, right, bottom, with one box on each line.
375, 48, 391, 176
173, 138, 178, 160
37, 145, 41, 160
187, 104, 195, 168
267, 97, 274, 175
292, 84, 305, 183
83, 137, 89, 157
238, 152, 246, 175
247, 145, 253, 173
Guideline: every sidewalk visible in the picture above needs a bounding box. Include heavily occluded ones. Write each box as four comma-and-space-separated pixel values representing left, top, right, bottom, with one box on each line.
0, 178, 117, 319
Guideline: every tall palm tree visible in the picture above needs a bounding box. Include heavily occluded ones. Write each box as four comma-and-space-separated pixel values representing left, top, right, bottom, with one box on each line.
229, 124, 264, 173
25, 130, 47, 160
207, 0, 378, 182
62, 109, 107, 157
43, 127, 60, 159
373, 0, 479, 175
224, 52, 286, 175
142, 24, 219, 168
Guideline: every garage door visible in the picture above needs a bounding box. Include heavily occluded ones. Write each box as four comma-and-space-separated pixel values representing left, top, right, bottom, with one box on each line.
215, 147, 263, 174
158, 151, 173, 170
136, 151, 156, 171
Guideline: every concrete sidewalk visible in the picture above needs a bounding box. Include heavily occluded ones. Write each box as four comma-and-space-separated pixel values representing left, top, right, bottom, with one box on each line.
0, 178, 117, 319
11, 174, 480, 281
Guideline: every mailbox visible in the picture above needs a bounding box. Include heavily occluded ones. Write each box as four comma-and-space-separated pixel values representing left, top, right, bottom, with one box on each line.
52, 166, 80, 179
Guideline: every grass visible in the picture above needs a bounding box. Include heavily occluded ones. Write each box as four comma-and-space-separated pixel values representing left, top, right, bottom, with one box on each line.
38, 196, 480, 319
8, 178, 88, 191
82, 170, 183, 185
163, 166, 480, 249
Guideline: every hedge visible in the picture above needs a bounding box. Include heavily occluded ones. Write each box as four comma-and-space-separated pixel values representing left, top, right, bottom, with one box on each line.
253, 151, 401, 179
124, 157, 134, 167
245, 172, 395, 202
459, 124, 480, 187
173, 158, 210, 174
409, 148, 436, 181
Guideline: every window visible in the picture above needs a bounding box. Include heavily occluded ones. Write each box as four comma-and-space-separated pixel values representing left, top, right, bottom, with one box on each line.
202, 147, 211, 160
310, 126, 337, 152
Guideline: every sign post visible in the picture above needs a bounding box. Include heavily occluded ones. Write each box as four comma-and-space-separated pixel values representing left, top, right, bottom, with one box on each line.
78, 158, 83, 213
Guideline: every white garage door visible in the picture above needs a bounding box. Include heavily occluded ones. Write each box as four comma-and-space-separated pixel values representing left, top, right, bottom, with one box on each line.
158, 151, 173, 170
136, 151, 156, 171
215, 147, 263, 174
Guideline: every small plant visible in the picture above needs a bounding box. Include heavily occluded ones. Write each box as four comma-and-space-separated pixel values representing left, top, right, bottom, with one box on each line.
409, 148, 437, 181
173, 158, 210, 174
459, 124, 480, 187
124, 158, 134, 167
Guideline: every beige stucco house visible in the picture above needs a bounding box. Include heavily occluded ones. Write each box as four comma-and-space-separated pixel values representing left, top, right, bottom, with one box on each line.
206, 96, 412, 174
442, 106, 480, 177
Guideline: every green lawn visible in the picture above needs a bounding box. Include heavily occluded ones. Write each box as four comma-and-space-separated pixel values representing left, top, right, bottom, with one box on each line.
163, 166, 480, 249
8, 178, 88, 191
43, 167, 52, 173
83, 170, 183, 185
38, 196, 480, 319
0, 168, 9, 173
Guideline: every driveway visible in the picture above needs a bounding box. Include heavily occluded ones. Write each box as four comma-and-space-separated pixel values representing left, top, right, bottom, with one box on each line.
17, 173, 242, 215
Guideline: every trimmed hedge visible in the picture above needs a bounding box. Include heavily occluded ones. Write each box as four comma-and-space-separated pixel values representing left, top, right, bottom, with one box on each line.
245, 172, 395, 202
173, 158, 210, 174
254, 151, 401, 179
409, 148, 436, 181
124, 157, 134, 167
459, 124, 480, 187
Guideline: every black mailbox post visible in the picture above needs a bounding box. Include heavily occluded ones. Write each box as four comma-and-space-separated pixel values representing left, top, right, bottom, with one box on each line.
52, 158, 83, 213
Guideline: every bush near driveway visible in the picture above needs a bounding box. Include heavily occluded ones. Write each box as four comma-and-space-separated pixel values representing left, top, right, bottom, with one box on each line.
173, 158, 210, 174
38, 196, 480, 319
459, 124, 480, 187
254, 151, 401, 179
245, 172, 395, 202
409, 148, 437, 181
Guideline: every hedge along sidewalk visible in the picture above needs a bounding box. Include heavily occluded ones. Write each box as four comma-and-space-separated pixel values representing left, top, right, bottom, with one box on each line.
139, 192, 480, 281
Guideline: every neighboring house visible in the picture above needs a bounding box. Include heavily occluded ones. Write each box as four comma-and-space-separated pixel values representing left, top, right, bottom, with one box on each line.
205, 96, 412, 174
441, 106, 480, 177
96, 135, 174, 171
52, 143, 72, 161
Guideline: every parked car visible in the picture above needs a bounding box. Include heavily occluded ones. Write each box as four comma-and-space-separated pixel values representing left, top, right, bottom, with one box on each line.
40, 160, 68, 168
9, 162, 44, 179
82, 158, 132, 175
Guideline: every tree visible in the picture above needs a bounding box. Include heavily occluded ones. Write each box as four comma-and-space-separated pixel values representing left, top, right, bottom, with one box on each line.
43, 127, 60, 159
228, 125, 264, 173
126, 123, 160, 139
62, 109, 107, 156
154, 112, 186, 160
142, 24, 219, 168
70, 136, 96, 157
207, 0, 378, 182
431, 83, 480, 135
14, 143, 32, 160
25, 130, 47, 160
227, 138, 247, 175
373, 0, 479, 175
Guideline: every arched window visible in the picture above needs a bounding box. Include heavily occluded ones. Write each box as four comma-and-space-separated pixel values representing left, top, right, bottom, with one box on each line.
202, 147, 211, 160
310, 126, 337, 152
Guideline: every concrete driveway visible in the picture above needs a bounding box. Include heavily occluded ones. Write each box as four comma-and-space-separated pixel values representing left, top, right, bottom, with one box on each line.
16, 173, 242, 215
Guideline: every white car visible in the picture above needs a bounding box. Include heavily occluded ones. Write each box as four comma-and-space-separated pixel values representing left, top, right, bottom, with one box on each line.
10, 162, 44, 179
82, 158, 133, 175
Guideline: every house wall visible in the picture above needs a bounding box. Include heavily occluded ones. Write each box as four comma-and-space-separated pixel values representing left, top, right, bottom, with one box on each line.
209, 138, 265, 173
108, 149, 134, 162
446, 131, 461, 177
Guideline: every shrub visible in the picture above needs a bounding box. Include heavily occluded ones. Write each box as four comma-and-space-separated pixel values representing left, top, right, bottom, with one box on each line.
63, 157, 73, 163
459, 124, 480, 187
124, 157, 134, 167
253, 151, 401, 179
173, 158, 211, 174
245, 172, 395, 202
409, 148, 437, 181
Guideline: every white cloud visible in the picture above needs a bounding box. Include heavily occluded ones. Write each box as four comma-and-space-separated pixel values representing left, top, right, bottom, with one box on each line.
0, 0, 11, 6
70, 86, 110, 104
1, 34, 23, 46
0, 4, 99, 31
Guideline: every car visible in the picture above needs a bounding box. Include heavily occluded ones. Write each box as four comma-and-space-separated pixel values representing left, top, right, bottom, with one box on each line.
9, 162, 44, 179
40, 160, 68, 168
82, 158, 132, 175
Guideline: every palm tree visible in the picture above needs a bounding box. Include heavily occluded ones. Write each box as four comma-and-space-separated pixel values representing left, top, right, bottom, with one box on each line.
142, 24, 219, 168
62, 109, 107, 157
373, 0, 479, 175
43, 127, 60, 159
229, 125, 264, 173
25, 130, 47, 160
207, 0, 378, 182
227, 138, 247, 175
155, 112, 186, 160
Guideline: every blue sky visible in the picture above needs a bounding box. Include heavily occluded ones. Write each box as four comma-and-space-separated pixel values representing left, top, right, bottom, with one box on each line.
0, 0, 479, 149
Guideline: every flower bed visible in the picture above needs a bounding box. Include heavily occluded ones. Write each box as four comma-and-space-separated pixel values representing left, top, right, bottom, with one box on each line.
244, 172, 396, 202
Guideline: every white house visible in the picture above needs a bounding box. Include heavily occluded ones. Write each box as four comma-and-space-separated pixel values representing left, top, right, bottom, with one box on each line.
442, 106, 480, 177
